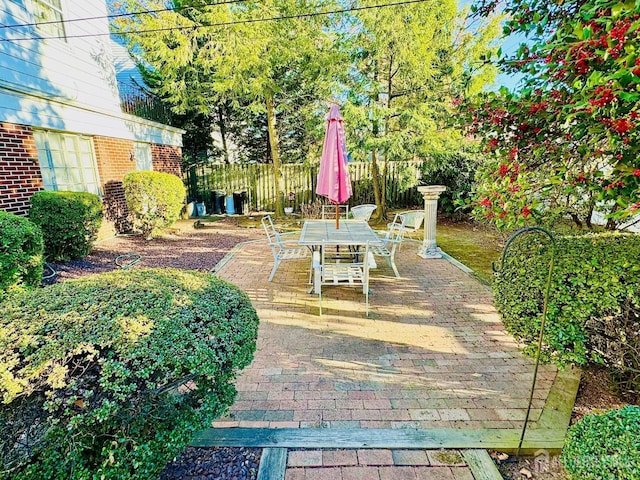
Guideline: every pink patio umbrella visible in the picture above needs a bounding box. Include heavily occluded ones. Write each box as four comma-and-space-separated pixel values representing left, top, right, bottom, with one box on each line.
316, 104, 353, 229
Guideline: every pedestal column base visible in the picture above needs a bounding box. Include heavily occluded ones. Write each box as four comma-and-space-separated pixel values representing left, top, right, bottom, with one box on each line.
418, 243, 443, 259
417, 185, 447, 260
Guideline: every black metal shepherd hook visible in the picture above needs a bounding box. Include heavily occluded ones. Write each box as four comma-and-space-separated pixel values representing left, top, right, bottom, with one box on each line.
493, 227, 556, 457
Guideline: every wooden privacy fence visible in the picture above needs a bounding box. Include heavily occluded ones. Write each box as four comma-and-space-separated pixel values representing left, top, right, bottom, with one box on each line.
185, 160, 425, 213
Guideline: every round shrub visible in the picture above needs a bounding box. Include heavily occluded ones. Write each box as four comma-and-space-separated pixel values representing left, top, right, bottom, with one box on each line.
0, 268, 259, 480
29, 191, 103, 261
0, 211, 44, 293
561, 406, 640, 480
123, 171, 186, 238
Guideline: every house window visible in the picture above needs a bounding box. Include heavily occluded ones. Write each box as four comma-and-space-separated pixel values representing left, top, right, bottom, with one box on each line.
32, 0, 66, 39
34, 131, 101, 195
134, 142, 153, 171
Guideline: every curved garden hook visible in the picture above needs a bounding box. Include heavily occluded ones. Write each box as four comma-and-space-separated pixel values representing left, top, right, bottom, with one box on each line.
493, 226, 556, 457
492, 226, 556, 274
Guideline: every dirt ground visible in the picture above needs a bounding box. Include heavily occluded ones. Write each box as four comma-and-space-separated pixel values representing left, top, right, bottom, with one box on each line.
43, 216, 263, 285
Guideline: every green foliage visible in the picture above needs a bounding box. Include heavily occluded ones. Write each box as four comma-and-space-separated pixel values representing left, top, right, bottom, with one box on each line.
0, 212, 44, 293
421, 151, 481, 216
122, 171, 186, 238
561, 406, 640, 480
467, 0, 640, 229
28, 191, 103, 261
493, 232, 640, 370
0, 268, 259, 480
113, 0, 342, 215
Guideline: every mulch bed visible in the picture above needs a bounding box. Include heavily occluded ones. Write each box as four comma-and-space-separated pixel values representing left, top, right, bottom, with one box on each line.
43, 217, 263, 285
160, 447, 261, 480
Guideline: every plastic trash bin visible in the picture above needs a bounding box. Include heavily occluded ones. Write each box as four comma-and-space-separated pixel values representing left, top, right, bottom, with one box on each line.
233, 191, 247, 215
195, 202, 206, 217
211, 190, 225, 214
225, 195, 235, 215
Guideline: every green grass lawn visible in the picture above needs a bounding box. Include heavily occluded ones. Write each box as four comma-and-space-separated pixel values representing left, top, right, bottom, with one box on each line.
435, 219, 503, 283
382, 215, 503, 284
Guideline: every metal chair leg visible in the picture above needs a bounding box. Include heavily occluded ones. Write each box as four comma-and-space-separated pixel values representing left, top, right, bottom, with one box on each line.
268, 260, 279, 281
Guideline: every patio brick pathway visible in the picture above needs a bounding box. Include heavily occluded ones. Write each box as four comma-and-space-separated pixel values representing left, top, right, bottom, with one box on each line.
284, 448, 474, 480
210, 237, 570, 437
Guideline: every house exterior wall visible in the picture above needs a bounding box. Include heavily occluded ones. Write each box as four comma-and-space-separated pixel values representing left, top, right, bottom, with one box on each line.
0, 122, 182, 228
152, 144, 182, 176
0, 0, 185, 230
0, 123, 42, 215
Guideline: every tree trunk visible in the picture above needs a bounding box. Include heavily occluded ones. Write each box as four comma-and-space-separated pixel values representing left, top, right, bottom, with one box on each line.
605, 204, 619, 230
382, 56, 393, 220
217, 105, 230, 164
265, 90, 285, 217
381, 158, 388, 215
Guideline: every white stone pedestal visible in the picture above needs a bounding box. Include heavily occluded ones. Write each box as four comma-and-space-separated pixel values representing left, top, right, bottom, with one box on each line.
417, 185, 447, 259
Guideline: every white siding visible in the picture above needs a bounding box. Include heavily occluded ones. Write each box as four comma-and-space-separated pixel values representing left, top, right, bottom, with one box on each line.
0, 0, 183, 147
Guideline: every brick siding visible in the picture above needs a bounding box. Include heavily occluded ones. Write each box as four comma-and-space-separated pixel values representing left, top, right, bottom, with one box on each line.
93, 136, 139, 232
151, 144, 182, 176
0, 123, 44, 216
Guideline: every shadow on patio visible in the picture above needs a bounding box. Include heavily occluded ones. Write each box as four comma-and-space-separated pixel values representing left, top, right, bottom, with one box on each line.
202, 238, 579, 452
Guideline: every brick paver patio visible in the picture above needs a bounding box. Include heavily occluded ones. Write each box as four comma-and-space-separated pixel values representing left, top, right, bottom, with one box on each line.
285, 448, 475, 480
210, 237, 572, 438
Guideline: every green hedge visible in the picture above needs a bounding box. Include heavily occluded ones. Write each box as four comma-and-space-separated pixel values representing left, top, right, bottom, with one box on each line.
561, 406, 640, 480
0, 211, 44, 293
123, 171, 186, 238
0, 268, 259, 479
493, 232, 640, 368
29, 191, 103, 261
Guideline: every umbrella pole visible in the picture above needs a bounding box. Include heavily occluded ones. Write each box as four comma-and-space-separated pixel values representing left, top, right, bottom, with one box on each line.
336, 204, 340, 229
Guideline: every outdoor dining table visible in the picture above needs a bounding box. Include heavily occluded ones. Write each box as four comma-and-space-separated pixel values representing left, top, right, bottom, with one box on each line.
299, 219, 383, 294
298, 219, 384, 248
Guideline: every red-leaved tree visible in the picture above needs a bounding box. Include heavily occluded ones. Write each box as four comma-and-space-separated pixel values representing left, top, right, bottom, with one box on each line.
462, 0, 639, 230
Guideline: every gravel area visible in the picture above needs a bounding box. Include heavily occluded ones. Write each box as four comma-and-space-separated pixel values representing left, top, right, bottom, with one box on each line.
160, 447, 261, 480
43, 217, 264, 285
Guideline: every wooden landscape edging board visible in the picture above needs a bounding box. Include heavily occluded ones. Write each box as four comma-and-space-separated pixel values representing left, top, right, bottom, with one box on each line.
462, 450, 503, 480
256, 448, 287, 480
191, 427, 566, 451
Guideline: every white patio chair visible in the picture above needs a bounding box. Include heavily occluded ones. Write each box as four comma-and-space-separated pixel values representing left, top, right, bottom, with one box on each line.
262, 215, 309, 282
399, 210, 425, 233
396, 210, 425, 250
372, 213, 406, 278
350, 204, 377, 222
313, 241, 373, 316
321, 204, 349, 219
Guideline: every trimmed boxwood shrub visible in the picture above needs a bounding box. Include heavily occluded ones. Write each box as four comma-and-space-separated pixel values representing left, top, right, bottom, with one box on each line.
122, 171, 186, 238
29, 191, 103, 261
493, 232, 640, 370
0, 211, 44, 293
0, 268, 259, 480
561, 406, 640, 480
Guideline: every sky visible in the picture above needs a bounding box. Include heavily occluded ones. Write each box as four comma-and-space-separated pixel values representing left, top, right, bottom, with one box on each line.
491, 34, 527, 92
